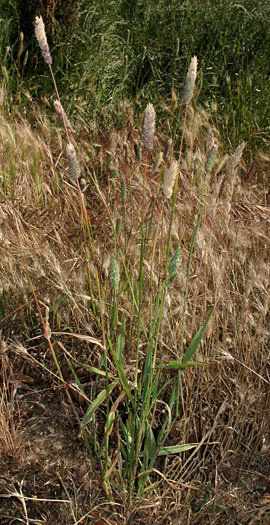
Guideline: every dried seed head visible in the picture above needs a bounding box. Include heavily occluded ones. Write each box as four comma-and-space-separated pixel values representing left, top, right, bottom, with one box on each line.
152, 151, 163, 172
54, 100, 72, 131
66, 143, 81, 180
226, 141, 246, 173
110, 256, 120, 290
142, 103, 155, 150
162, 160, 178, 198
34, 16, 52, 66
181, 56, 198, 105
18, 32, 24, 60
205, 143, 218, 173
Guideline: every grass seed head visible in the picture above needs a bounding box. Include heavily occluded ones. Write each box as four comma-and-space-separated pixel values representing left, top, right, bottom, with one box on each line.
110, 256, 120, 290
142, 103, 156, 150
66, 143, 81, 180
34, 16, 52, 66
116, 217, 122, 236
162, 159, 178, 198
17, 32, 24, 61
121, 180, 127, 203
205, 143, 218, 173
134, 142, 142, 162
181, 55, 198, 105
54, 100, 72, 131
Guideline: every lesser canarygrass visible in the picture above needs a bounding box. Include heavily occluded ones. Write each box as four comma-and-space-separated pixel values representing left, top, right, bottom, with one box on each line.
34, 16, 52, 66
78, 60, 213, 503
34, 19, 211, 503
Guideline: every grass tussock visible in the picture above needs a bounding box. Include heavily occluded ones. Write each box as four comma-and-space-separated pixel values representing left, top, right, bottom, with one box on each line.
0, 15, 269, 525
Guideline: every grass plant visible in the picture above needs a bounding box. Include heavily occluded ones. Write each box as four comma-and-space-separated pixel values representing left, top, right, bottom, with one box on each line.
0, 8, 269, 525
32, 19, 214, 505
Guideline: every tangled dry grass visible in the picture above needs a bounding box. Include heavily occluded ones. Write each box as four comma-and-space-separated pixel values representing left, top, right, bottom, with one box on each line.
0, 93, 269, 523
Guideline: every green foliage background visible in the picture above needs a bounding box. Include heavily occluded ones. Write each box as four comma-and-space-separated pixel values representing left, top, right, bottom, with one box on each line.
1, 0, 270, 149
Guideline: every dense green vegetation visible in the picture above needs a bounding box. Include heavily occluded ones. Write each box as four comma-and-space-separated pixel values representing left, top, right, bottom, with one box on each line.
1, 0, 270, 150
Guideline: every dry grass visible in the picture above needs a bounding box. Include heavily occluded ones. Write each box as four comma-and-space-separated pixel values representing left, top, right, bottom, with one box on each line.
0, 340, 21, 459
0, 92, 269, 523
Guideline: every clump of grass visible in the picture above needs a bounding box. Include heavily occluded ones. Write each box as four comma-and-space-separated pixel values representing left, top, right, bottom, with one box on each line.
0, 11, 269, 524
30, 16, 213, 506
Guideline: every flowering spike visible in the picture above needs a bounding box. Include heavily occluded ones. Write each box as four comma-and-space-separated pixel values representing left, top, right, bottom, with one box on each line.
205, 144, 218, 173
180, 56, 198, 105
34, 16, 52, 65
162, 160, 178, 198
66, 143, 81, 180
142, 103, 155, 150
110, 257, 120, 290
121, 180, 127, 203
54, 100, 72, 131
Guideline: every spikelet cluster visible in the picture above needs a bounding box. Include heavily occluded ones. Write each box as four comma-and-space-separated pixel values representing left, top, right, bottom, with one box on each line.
34, 16, 52, 66
54, 100, 72, 131
181, 56, 198, 105
121, 180, 127, 203
162, 160, 178, 198
66, 143, 81, 180
226, 142, 246, 173
142, 103, 155, 150
110, 256, 120, 290
134, 142, 142, 162
205, 143, 218, 173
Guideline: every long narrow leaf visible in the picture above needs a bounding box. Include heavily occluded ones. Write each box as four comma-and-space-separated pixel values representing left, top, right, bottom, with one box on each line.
183, 307, 213, 363
158, 360, 206, 370
145, 421, 157, 463
81, 380, 118, 427
158, 443, 198, 456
